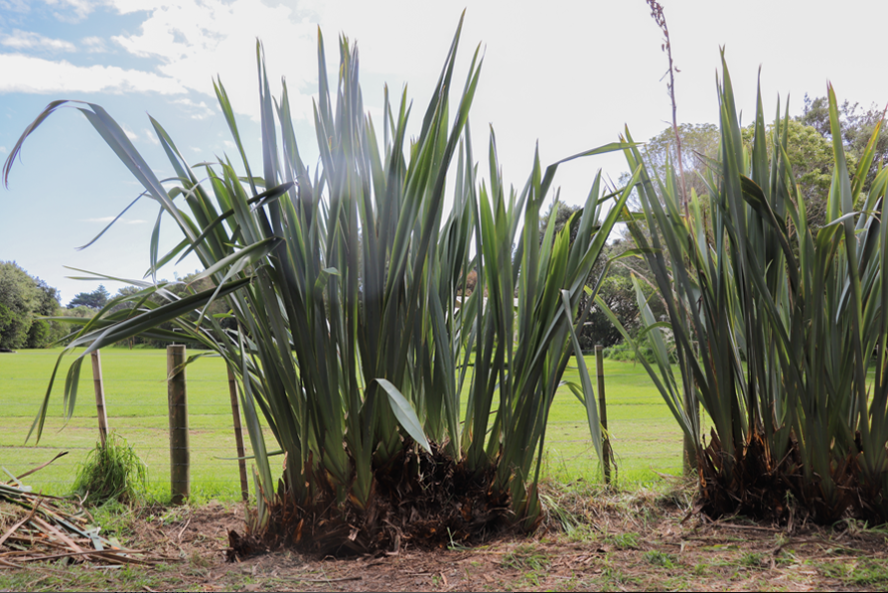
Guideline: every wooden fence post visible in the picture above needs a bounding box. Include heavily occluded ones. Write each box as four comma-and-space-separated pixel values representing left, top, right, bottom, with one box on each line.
167, 345, 189, 504
227, 366, 250, 502
90, 350, 109, 448
595, 345, 611, 485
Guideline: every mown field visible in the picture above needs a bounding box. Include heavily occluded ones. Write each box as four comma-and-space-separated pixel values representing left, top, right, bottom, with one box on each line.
0, 347, 693, 501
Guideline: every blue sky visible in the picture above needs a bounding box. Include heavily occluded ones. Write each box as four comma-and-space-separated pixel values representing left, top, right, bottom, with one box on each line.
1, 0, 886, 303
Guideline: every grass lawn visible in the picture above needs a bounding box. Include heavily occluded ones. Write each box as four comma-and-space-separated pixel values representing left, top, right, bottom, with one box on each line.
0, 347, 692, 501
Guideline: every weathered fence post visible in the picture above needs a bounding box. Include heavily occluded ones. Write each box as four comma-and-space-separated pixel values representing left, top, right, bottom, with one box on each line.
227, 366, 249, 502
167, 345, 189, 504
90, 350, 109, 448
595, 345, 611, 485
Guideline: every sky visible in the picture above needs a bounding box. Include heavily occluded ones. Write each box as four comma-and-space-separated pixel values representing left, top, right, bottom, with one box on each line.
1, 0, 886, 303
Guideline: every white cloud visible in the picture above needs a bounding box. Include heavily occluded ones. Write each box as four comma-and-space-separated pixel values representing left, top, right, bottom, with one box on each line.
120, 123, 137, 140
0, 146, 7, 153
108, 0, 317, 120
172, 97, 214, 120
0, 0, 29, 33
81, 36, 108, 53
0, 53, 184, 95
1, 29, 77, 52
104, 0, 160, 13
43, 0, 101, 22
142, 129, 159, 145
1, 0, 29, 10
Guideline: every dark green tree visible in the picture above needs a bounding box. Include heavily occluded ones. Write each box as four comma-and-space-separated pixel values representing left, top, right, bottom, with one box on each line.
25, 278, 64, 348
740, 118, 841, 231
67, 285, 110, 310
104, 274, 235, 348
800, 94, 888, 192
0, 262, 43, 350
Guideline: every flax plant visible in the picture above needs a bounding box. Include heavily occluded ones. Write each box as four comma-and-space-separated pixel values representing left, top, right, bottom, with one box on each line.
4, 16, 628, 547
609, 53, 888, 521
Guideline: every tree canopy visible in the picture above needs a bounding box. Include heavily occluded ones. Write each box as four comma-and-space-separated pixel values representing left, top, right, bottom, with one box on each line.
66, 285, 110, 310
638, 123, 720, 202
800, 94, 888, 191
0, 262, 63, 350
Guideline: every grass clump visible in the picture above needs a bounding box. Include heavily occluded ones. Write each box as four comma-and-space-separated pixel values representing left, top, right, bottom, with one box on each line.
847, 560, 888, 587
72, 432, 148, 505
604, 531, 640, 550
740, 551, 766, 568
643, 549, 677, 568
501, 544, 551, 571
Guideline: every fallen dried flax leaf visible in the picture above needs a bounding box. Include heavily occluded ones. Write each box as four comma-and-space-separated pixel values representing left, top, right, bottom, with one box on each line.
0, 497, 43, 548
15, 549, 155, 565
14, 452, 68, 482
177, 516, 192, 541
294, 576, 363, 583
31, 515, 86, 555
718, 523, 781, 532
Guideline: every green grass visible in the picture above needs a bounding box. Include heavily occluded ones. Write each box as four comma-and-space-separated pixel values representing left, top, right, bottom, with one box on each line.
542, 355, 706, 485
0, 347, 272, 501
644, 550, 678, 569
817, 558, 888, 587
0, 347, 690, 500
501, 543, 551, 571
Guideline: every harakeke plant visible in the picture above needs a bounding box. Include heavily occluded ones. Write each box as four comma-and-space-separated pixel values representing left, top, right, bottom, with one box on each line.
4, 15, 629, 553
610, 52, 888, 523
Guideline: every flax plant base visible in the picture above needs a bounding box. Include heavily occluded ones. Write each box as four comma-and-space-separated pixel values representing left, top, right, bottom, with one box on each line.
228, 443, 516, 558
697, 429, 884, 526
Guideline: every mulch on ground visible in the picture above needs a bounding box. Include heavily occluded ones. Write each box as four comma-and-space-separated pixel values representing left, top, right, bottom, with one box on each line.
3, 482, 888, 591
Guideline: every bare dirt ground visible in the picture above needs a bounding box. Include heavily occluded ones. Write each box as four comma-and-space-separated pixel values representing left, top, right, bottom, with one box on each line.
3, 482, 888, 592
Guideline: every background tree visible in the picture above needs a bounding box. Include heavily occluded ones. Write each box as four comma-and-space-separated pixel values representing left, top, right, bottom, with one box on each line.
25, 278, 65, 348
0, 262, 44, 350
738, 118, 841, 230
639, 123, 720, 202
541, 200, 640, 349
800, 94, 888, 191
102, 273, 235, 348
67, 285, 110, 310
639, 119, 855, 229
620, 116, 859, 280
